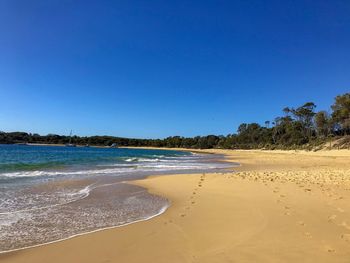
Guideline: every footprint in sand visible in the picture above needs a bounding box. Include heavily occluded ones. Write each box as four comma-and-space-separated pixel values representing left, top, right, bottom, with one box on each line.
180, 214, 186, 217
328, 215, 337, 223
341, 233, 350, 243
298, 221, 306, 226
304, 232, 312, 238
324, 246, 336, 253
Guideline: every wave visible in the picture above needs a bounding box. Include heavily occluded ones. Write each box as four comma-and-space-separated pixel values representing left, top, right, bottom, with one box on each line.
125, 158, 138, 162
142, 164, 218, 170
0, 200, 169, 255
0, 152, 233, 181
0, 168, 129, 179
0, 164, 227, 180
125, 157, 161, 162
0, 183, 95, 215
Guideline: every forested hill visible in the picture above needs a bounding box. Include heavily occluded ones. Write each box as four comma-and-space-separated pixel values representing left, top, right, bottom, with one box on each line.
1, 93, 350, 150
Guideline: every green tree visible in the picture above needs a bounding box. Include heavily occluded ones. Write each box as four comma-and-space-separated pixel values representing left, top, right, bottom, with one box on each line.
291, 102, 316, 140
314, 111, 331, 137
331, 93, 350, 135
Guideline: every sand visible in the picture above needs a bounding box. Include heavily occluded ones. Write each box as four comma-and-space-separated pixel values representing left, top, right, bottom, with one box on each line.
2, 149, 350, 262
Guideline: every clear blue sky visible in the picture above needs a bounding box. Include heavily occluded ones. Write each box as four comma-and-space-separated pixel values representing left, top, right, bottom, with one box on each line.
1, 0, 349, 138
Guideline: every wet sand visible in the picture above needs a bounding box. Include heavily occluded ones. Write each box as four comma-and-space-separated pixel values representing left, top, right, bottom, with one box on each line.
2, 149, 350, 262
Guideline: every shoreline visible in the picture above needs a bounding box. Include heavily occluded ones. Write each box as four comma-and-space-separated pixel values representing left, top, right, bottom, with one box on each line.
0, 204, 169, 255
2, 149, 350, 262
0, 147, 229, 255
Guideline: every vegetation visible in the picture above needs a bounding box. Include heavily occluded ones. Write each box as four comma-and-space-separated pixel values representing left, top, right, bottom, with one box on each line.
1, 93, 350, 150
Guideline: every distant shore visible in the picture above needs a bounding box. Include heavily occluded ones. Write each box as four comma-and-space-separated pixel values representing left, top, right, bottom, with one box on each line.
26, 143, 66, 147
20, 143, 112, 149
2, 149, 350, 262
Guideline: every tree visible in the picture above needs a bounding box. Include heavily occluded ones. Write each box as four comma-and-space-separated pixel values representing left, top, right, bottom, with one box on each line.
283, 107, 291, 116
291, 102, 316, 140
237, 123, 248, 135
331, 93, 350, 135
314, 111, 330, 137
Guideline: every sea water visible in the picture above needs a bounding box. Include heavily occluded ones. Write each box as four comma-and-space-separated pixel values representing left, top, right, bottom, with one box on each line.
0, 145, 233, 253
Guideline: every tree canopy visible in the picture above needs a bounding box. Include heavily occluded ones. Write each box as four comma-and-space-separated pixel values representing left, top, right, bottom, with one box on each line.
1, 92, 349, 150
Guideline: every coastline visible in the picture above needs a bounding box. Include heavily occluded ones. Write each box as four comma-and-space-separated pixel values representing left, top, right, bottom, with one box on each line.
2, 149, 350, 262
25, 143, 107, 148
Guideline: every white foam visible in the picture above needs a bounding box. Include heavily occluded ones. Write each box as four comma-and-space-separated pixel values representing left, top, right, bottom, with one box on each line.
0, 168, 129, 178
0, 204, 169, 254
0, 157, 223, 179
138, 158, 160, 162
125, 158, 138, 162
0, 183, 95, 215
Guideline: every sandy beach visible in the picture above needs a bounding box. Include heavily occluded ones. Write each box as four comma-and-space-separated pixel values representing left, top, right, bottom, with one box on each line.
2, 149, 350, 262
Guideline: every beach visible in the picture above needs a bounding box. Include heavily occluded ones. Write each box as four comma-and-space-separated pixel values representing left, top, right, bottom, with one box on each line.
2, 149, 350, 262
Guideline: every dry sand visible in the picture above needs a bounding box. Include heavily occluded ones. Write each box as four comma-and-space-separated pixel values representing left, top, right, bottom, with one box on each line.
2, 149, 350, 262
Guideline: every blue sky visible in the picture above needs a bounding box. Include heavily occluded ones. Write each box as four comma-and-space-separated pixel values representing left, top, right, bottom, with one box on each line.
1, 0, 349, 138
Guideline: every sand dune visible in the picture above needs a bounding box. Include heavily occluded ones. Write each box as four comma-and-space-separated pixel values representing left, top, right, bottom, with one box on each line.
2, 149, 350, 262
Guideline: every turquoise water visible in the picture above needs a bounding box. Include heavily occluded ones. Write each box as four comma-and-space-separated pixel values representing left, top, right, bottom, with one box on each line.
0, 144, 188, 175
0, 145, 233, 253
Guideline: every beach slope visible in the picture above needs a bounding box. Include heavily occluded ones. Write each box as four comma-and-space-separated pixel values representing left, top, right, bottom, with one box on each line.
2, 149, 350, 262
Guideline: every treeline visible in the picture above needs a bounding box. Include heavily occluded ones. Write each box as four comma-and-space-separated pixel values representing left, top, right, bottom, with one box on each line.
1, 93, 349, 150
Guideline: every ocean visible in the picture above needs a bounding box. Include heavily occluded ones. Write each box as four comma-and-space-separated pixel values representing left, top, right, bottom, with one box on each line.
0, 144, 233, 253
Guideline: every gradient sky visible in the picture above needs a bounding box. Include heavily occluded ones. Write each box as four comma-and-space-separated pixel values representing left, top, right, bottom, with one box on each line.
1, 0, 349, 138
